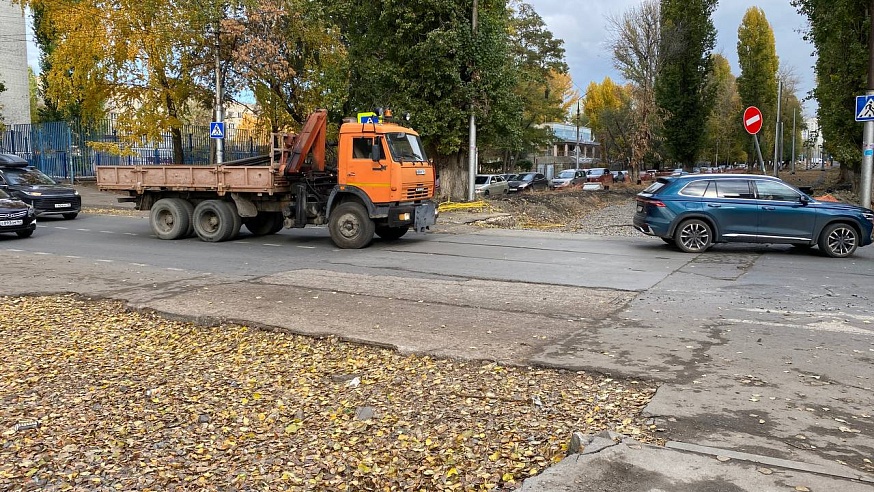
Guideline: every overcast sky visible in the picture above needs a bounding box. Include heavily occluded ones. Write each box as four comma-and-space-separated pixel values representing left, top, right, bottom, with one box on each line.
526, 0, 816, 116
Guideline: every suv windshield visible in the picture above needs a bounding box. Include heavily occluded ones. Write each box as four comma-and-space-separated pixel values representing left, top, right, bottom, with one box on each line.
558, 170, 576, 179
3, 167, 57, 186
475, 176, 488, 185
519, 173, 534, 182
385, 132, 428, 162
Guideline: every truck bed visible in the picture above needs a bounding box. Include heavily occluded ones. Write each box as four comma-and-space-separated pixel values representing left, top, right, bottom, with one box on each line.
96, 165, 290, 196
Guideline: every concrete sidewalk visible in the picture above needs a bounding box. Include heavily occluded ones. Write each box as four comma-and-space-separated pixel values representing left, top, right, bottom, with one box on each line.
522, 432, 873, 491
67, 181, 874, 492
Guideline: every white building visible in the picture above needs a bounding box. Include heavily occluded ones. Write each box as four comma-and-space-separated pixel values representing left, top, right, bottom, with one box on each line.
0, 0, 32, 125
802, 117, 825, 166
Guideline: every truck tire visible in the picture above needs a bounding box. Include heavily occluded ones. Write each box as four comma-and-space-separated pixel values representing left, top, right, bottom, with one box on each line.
180, 200, 195, 237
245, 212, 283, 236
193, 200, 241, 242
268, 213, 285, 234
375, 225, 409, 241
150, 198, 192, 240
329, 202, 374, 249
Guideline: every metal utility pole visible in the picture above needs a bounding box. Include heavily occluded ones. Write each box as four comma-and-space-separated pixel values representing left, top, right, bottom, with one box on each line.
773, 79, 781, 177
791, 109, 796, 174
214, 19, 224, 164
467, 0, 478, 201
575, 100, 580, 168
861, 0, 874, 208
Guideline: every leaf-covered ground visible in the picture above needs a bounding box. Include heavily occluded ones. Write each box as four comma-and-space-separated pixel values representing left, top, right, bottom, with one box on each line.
0, 295, 659, 491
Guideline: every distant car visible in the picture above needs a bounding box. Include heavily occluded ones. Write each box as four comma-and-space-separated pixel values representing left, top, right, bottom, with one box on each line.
586, 168, 614, 188
633, 174, 874, 258
550, 169, 587, 190
508, 172, 549, 192
611, 170, 627, 183
474, 174, 509, 196
0, 154, 81, 219
0, 187, 36, 238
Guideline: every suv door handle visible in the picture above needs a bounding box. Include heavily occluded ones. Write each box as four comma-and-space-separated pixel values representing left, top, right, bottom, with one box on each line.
762, 206, 776, 211
707, 204, 721, 208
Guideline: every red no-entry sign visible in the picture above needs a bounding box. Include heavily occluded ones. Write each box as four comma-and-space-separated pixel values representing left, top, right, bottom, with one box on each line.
743, 106, 763, 134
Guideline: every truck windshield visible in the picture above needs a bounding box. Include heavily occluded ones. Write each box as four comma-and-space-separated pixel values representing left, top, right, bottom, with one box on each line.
385, 132, 428, 162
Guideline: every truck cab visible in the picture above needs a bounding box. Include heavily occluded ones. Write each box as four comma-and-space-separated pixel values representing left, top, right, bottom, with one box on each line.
326, 117, 436, 247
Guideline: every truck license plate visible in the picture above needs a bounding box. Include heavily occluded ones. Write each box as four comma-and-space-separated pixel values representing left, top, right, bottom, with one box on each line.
0, 219, 23, 226
54, 203, 71, 208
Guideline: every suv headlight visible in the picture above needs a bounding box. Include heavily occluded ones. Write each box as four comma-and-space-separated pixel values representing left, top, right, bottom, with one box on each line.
27, 205, 35, 216
863, 211, 874, 223
74, 190, 80, 196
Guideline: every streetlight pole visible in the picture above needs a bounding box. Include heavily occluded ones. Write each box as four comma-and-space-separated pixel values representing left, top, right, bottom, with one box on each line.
861, 0, 874, 208
467, 0, 478, 201
575, 100, 580, 168
791, 109, 796, 174
773, 79, 781, 177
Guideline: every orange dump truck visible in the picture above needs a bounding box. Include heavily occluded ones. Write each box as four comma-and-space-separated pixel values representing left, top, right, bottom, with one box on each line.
96, 110, 437, 249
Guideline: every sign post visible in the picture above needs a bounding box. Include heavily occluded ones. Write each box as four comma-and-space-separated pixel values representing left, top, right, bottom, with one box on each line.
743, 106, 765, 172
855, 94, 874, 208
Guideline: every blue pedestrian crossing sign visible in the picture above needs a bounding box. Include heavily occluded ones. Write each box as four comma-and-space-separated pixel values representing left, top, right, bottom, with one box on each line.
209, 122, 225, 138
855, 95, 874, 121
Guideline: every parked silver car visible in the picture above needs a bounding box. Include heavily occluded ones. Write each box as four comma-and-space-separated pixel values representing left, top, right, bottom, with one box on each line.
474, 174, 509, 196
550, 169, 586, 189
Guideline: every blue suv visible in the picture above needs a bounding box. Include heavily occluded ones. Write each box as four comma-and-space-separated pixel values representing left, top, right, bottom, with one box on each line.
633, 174, 874, 258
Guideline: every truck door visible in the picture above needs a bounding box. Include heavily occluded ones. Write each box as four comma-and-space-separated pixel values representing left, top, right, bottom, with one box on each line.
344, 136, 391, 203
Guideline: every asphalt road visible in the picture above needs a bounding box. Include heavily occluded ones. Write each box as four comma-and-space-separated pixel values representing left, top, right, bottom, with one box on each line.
2, 212, 873, 481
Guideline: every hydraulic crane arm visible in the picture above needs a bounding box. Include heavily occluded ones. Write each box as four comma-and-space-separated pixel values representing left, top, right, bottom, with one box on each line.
279, 109, 328, 175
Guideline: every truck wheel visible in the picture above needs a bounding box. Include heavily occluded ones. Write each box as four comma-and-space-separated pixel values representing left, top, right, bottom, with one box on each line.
180, 200, 195, 237
329, 202, 374, 249
375, 225, 409, 241
193, 200, 241, 242
268, 212, 285, 234
244, 213, 274, 236
150, 198, 191, 240
244, 212, 283, 236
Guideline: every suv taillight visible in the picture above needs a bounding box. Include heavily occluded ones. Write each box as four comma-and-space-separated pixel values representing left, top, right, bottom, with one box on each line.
641, 198, 665, 207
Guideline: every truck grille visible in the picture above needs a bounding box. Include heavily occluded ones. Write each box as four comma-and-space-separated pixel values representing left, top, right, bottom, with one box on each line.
405, 185, 430, 200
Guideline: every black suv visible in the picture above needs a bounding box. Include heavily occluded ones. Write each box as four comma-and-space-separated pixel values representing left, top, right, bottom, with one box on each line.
0, 188, 35, 238
0, 153, 81, 219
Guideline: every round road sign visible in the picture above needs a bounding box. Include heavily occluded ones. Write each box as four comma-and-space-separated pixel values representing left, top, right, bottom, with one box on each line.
743, 106, 763, 135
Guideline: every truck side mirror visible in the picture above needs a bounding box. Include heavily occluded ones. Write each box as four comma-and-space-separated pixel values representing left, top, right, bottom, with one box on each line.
371, 138, 382, 162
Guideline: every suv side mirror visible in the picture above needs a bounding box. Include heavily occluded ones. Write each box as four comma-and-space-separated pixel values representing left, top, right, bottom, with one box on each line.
799, 195, 809, 205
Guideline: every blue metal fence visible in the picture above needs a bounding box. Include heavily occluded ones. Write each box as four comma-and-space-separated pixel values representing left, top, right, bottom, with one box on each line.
1, 119, 272, 180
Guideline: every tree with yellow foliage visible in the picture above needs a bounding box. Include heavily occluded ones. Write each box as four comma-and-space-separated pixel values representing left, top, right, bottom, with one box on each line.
20, 0, 219, 163
583, 77, 634, 168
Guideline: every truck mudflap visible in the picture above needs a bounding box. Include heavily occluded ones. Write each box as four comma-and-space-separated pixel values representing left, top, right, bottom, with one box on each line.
413, 201, 437, 233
